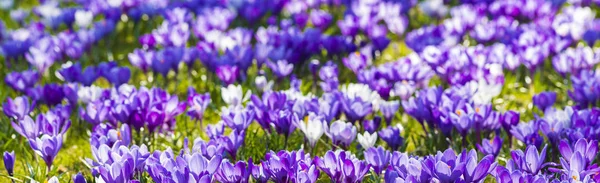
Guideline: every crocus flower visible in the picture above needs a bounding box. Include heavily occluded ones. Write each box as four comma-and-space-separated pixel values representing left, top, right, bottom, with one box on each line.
215, 160, 251, 183
80, 65, 100, 86
187, 88, 211, 121
29, 134, 63, 171
378, 124, 404, 150
476, 136, 503, 157
222, 107, 255, 132
250, 162, 271, 183
461, 150, 496, 183
533, 91, 557, 112
357, 132, 377, 149
3, 96, 34, 120
72, 172, 87, 183
510, 145, 549, 175
380, 100, 400, 125
221, 84, 251, 106
296, 113, 326, 147
3, 151, 14, 176
58, 62, 82, 83
128, 49, 154, 73
11, 116, 39, 139
105, 66, 131, 87
267, 60, 294, 78
80, 101, 109, 126
314, 150, 370, 182
206, 122, 225, 140
364, 146, 391, 175
216, 65, 239, 86
558, 139, 598, 167
5, 70, 39, 93
325, 120, 357, 149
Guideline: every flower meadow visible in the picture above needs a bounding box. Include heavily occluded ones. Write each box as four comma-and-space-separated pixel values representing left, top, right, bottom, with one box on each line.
1, 0, 600, 183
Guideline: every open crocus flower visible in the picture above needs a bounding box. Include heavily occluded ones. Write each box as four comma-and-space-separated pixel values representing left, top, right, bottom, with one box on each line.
476, 136, 503, 157
357, 131, 377, 149
325, 120, 357, 149
364, 146, 391, 175
510, 145, 552, 175
3, 96, 34, 120
314, 150, 370, 182
221, 84, 251, 106
558, 139, 598, 167
296, 113, 326, 148
215, 160, 251, 183
28, 134, 63, 171
378, 124, 404, 150
5, 70, 39, 93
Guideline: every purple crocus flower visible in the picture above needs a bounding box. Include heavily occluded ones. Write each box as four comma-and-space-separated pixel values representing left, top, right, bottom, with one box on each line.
3, 151, 15, 176
205, 122, 225, 140
72, 172, 86, 183
192, 138, 225, 159
222, 108, 255, 132
325, 120, 357, 149
11, 116, 39, 139
219, 130, 245, 159
362, 116, 382, 134
128, 49, 154, 73
3, 96, 34, 120
461, 150, 496, 183
314, 150, 370, 182
364, 146, 391, 175
215, 160, 251, 183
378, 124, 404, 150
5, 70, 39, 93
80, 65, 100, 86
80, 101, 109, 126
379, 100, 400, 125
28, 134, 63, 171
267, 60, 294, 78
250, 162, 271, 183
216, 65, 239, 86
105, 66, 131, 87
558, 139, 598, 167
310, 10, 332, 31
511, 120, 543, 147
271, 110, 298, 138
510, 145, 549, 175
58, 62, 82, 83
533, 91, 557, 112
186, 88, 211, 122
476, 136, 503, 157
343, 52, 368, 73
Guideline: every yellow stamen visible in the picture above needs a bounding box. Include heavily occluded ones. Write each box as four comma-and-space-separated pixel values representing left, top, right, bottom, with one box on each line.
475, 107, 480, 113
456, 110, 462, 116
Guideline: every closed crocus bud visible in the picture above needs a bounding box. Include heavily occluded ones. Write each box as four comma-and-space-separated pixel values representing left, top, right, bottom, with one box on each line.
3, 151, 15, 176
378, 124, 404, 150
357, 132, 378, 149
476, 136, 503, 157
532, 91, 557, 112
73, 172, 87, 183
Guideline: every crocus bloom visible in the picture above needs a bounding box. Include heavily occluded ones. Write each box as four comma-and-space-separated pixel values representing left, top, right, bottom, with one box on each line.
364, 146, 391, 175
3, 96, 34, 120
221, 84, 251, 106
379, 100, 400, 124
104, 66, 131, 87
476, 136, 503, 157
11, 116, 39, 139
325, 120, 357, 149
357, 132, 377, 149
73, 172, 87, 183
558, 139, 598, 167
532, 91, 557, 112
29, 134, 63, 171
510, 145, 549, 175
216, 65, 239, 86
5, 70, 39, 93
187, 88, 211, 121
296, 113, 326, 147
267, 60, 294, 78
378, 124, 404, 150
215, 160, 251, 183
3, 151, 14, 176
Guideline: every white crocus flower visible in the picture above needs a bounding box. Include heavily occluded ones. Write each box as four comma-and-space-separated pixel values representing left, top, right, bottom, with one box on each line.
77, 85, 104, 104
357, 131, 378, 149
341, 83, 382, 111
221, 84, 251, 106
297, 113, 326, 147
472, 80, 503, 105
75, 10, 93, 28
